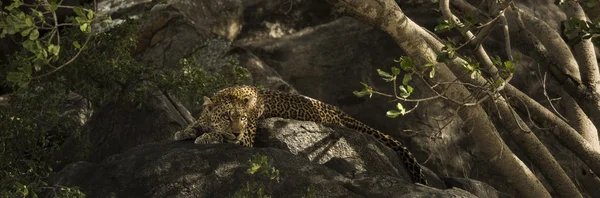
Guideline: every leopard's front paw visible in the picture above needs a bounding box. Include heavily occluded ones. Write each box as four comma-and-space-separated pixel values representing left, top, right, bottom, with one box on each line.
194, 133, 223, 144
174, 127, 197, 141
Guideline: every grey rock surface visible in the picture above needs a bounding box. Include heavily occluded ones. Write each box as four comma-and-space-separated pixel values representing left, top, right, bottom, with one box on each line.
50, 138, 481, 198
83, 92, 189, 163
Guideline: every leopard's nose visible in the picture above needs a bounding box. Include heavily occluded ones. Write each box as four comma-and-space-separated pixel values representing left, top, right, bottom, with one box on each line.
231, 125, 243, 137
232, 129, 243, 137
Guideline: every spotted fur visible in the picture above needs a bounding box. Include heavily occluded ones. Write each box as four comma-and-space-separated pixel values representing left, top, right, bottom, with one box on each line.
174, 85, 427, 184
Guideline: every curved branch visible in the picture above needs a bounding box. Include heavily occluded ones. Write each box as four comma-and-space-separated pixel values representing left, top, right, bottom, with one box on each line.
508, 7, 600, 142
563, 1, 600, 151
504, 85, 600, 178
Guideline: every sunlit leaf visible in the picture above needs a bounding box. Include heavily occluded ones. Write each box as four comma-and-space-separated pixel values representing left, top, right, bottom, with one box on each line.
20, 27, 32, 37
353, 90, 370, 97
402, 73, 412, 85
400, 56, 414, 71
504, 61, 515, 73
377, 69, 393, 78
73, 41, 81, 49
87, 10, 94, 20
48, 44, 60, 56
28, 29, 39, 40
80, 23, 88, 32
386, 110, 401, 118
391, 67, 400, 76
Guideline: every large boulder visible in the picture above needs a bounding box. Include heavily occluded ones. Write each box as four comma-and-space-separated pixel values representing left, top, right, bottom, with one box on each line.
50, 118, 495, 197
83, 92, 192, 163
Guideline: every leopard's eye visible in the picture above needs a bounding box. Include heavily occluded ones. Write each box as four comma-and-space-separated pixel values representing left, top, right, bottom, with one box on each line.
221, 113, 230, 120
242, 98, 249, 104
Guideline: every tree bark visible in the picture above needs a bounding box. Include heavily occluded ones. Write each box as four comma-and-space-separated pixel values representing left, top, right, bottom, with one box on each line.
325, 0, 552, 197
439, 1, 582, 197
563, 2, 600, 151
512, 7, 600, 133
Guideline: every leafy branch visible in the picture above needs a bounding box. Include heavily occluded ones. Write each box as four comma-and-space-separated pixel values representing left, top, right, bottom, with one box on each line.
1, 0, 108, 87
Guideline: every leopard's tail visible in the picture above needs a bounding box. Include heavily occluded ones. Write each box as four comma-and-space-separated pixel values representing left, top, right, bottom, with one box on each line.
340, 114, 427, 185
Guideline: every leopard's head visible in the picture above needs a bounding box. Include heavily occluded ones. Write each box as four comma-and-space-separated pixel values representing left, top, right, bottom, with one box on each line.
198, 96, 251, 145
214, 85, 260, 110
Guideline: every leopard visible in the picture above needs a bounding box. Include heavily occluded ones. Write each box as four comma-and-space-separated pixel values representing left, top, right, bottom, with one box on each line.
174, 85, 428, 185
174, 98, 252, 145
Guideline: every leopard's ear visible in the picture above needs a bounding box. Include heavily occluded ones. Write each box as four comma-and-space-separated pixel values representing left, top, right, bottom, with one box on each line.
203, 96, 213, 106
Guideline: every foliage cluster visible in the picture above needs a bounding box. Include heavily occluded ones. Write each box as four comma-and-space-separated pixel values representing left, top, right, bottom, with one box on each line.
233, 154, 280, 198
233, 154, 316, 198
0, 1, 249, 197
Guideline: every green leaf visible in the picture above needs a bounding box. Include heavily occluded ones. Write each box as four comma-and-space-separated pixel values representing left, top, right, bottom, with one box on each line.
391, 67, 400, 76
38, 47, 48, 59
80, 23, 89, 32
495, 79, 504, 88
398, 104, 406, 115
248, 163, 261, 175
50, 2, 59, 11
399, 85, 413, 98
436, 53, 450, 62
7, 72, 24, 83
29, 29, 39, 40
29, 9, 43, 18
87, 10, 95, 20
353, 90, 366, 97
470, 71, 478, 79
386, 110, 401, 118
491, 55, 501, 66
447, 50, 455, 59
6, 0, 22, 10
73, 41, 81, 49
388, 103, 407, 117
434, 20, 453, 33
399, 85, 407, 94
74, 16, 85, 24
504, 61, 515, 73
377, 69, 393, 78
5, 24, 16, 35
429, 67, 435, 78
355, 82, 373, 98
353, 90, 372, 98
20, 27, 32, 37
402, 73, 412, 85
25, 17, 33, 26
360, 82, 370, 88
400, 56, 414, 71
22, 40, 38, 53
33, 57, 47, 70
23, 62, 32, 74
73, 7, 85, 17
48, 44, 60, 56
22, 185, 28, 196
